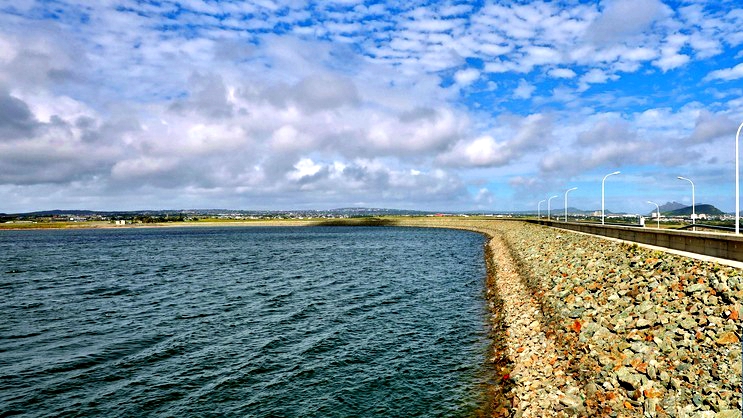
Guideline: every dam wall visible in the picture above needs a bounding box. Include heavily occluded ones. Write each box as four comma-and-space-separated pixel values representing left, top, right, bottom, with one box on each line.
525, 219, 743, 262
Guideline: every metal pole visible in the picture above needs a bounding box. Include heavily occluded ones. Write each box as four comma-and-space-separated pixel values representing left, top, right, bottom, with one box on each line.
678, 176, 695, 231
647, 201, 660, 229
736, 122, 742, 234
602, 171, 620, 225
564, 187, 577, 222
538, 199, 546, 219
547, 195, 558, 220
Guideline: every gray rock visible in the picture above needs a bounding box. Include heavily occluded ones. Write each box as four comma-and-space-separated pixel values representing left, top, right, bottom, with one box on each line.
647, 363, 657, 380
680, 317, 697, 330
631, 342, 649, 354
584, 382, 599, 397
638, 300, 655, 313
659, 370, 670, 383
598, 355, 613, 367
687, 283, 707, 294
568, 308, 584, 318
644, 397, 659, 418
645, 310, 658, 323
616, 367, 642, 390
559, 393, 584, 411
636, 318, 652, 329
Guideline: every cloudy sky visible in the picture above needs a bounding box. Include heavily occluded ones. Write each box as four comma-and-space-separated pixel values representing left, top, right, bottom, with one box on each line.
1, 0, 742, 213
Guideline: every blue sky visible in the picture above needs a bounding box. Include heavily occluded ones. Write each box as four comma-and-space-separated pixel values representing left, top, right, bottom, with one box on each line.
0, 0, 742, 213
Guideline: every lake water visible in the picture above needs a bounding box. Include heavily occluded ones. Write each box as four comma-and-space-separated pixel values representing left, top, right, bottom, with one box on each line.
0, 226, 490, 417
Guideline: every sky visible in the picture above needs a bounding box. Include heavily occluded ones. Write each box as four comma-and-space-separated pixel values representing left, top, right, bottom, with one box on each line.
1, 0, 742, 214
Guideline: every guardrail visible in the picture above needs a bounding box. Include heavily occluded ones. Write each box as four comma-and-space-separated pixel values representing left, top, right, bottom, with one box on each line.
676, 223, 737, 232
526, 219, 743, 262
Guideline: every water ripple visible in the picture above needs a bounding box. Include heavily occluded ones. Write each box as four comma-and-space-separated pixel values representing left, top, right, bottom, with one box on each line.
0, 226, 488, 417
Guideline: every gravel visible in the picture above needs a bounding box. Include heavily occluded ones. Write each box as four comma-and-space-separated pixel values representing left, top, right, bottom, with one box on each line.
489, 221, 742, 417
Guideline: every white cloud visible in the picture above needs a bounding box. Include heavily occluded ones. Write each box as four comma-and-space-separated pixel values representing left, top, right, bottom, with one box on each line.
587, 0, 669, 44
622, 47, 657, 61
438, 113, 552, 168
111, 157, 178, 180
455, 135, 507, 167
577, 69, 619, 91
581, 69, 611, 84
453, 68, 480, 86
287, 158, 323, 181
514, 79, 536, 99
686, 110, 738, 144
653, 53, 690, 71
523, 46, 562, 66
548, 68, 577, 79
705, 63, 743, 82
474, 187, 494, 206
0, 0, 741, 212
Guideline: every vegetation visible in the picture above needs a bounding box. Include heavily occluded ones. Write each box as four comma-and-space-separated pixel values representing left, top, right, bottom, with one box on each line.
312, 217, 399, 226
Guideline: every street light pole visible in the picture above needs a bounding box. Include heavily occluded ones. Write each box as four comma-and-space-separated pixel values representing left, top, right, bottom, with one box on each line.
547, 195, 558, 220
602, 171, 620, 225
677, 176, 695, 230
564, 187, 577, 222
538, 199, 546, 219
647, 201, 660, 229
736, 121, 743, 234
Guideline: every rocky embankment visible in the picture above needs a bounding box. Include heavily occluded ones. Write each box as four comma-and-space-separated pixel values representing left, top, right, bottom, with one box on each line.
398, 218, 741, 417
490, 221, 742, 417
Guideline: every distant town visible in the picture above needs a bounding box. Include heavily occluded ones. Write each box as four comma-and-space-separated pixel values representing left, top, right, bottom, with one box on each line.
0, 201, 738, 230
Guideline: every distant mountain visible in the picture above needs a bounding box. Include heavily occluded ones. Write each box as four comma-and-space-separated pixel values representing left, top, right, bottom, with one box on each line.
663, 204, 724, 216
19, 209, 100, 216
658, 201, 686, 212
566, 207, 603, 215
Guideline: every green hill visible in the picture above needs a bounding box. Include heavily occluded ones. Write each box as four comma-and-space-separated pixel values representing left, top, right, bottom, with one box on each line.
663, 204, 723, 216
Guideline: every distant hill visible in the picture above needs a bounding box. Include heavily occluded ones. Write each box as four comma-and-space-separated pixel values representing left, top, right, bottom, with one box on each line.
658, 201, 686, 212
663, 204, 724, 216
19, 209, 100, 216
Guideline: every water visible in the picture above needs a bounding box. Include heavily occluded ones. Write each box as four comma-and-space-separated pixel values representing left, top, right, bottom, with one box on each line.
0, 226, 490, 417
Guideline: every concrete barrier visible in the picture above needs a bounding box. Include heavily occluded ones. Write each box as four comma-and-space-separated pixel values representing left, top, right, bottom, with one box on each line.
526, 219, 743, 262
